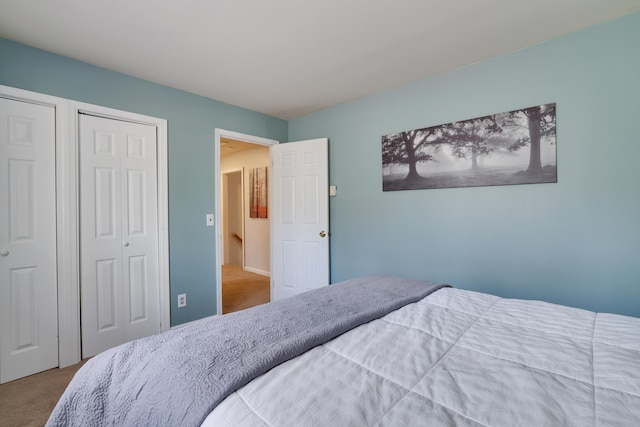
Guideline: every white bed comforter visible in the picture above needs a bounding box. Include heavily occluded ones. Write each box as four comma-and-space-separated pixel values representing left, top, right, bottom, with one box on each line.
203, 287, 640, 426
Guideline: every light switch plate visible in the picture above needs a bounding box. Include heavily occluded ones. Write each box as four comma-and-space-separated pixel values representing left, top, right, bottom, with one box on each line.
206, 214, 214, 226
329, 185, 337, 197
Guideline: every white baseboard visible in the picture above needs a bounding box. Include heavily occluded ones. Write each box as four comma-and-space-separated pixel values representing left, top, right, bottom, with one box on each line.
244, 266, 270, 277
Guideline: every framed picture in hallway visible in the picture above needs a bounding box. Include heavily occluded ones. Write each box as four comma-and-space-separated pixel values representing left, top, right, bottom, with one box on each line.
250, 166, 268, 218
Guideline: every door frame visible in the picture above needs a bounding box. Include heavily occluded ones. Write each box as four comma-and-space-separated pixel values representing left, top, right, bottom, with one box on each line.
214, 129, 278, 315
0, 85, 170, 368
222, 169, 245, 268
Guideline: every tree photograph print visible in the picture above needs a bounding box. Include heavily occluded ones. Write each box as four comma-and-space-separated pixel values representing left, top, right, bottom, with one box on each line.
250, 166, 268, 218
382, 103, 557, 191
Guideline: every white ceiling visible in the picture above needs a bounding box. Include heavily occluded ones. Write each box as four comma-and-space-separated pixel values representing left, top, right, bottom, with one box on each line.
220, 137, 266, 157
1, 1, 639, 120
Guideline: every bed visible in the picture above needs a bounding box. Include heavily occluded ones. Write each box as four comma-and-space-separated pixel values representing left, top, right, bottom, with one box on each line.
47, 276, 640, 426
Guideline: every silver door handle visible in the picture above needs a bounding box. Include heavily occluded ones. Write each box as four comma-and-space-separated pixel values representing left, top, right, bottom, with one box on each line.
319, 231, 326, 238
0, 250, 8, 256
123, 242, 130, 247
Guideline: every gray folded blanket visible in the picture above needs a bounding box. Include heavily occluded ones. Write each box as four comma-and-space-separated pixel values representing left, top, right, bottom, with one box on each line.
46, 275, 447, 426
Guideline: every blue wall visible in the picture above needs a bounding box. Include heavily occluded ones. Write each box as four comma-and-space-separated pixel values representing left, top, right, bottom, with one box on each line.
2, 11, 639, 321
289, 12, 640, 317
0, 39, 288, 326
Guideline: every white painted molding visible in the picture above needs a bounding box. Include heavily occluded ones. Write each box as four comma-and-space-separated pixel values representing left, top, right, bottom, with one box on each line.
244, 266, 271, 277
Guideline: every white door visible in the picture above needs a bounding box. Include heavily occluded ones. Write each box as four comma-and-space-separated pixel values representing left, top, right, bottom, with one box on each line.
271, 138, 329, 301
0, 98, 58, 383
79, 114, 160, 358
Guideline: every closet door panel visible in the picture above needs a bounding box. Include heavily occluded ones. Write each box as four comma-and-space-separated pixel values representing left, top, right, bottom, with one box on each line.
0, 98, 58, 383
120, 122, 159, 342
80, 115, 124, 358
80, 115, 160, 358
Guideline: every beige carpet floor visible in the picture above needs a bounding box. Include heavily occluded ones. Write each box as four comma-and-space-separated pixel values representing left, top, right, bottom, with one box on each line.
222, 264, 270, 313
0, 266, 268, 426
0, 359, 87, 427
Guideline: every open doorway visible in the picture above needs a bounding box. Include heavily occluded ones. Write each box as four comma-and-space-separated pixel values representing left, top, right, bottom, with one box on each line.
221, 168, 268, 313
216, 130, 278, 314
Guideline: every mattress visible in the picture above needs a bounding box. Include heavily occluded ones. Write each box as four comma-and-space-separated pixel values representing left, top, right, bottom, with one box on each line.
203, 287, 640, 426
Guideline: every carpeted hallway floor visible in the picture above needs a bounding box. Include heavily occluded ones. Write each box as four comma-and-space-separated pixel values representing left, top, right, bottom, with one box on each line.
222, 264, 270, 313
0, 265, 269, 426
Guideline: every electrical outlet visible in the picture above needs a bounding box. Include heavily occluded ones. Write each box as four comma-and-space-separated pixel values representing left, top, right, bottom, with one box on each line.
177, 293, 187, 308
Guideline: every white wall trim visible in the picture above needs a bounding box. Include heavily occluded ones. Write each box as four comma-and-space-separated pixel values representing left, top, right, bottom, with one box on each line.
244, 266, 271, 277
0, 85, 170, 368
215, 129, 278, 316
221, 168, 244, 266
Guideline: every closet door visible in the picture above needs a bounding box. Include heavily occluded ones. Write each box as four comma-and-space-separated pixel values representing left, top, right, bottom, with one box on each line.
0, 98, 58, 383
79, 114, 160, 358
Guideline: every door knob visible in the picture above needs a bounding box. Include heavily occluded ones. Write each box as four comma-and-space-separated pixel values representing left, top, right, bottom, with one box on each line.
0, 250, 8, 256
319, 231, 326, 238
123, 242, 130, 247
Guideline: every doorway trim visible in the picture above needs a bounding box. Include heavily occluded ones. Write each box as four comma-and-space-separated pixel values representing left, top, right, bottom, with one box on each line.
214, 129, 278, 315
222, 169, 245, 268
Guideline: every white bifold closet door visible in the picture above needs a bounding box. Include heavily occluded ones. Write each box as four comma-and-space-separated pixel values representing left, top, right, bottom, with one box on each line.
0, 98, 58, 384
79, 114, 160, 358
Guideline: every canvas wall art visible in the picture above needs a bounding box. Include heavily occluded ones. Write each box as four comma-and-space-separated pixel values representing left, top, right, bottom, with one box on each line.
382, 103, 557, 191
249, 166, 268, 218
